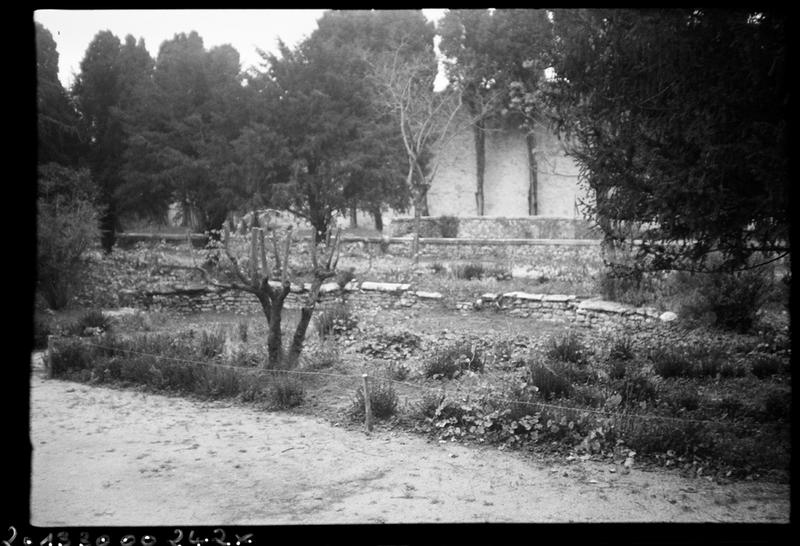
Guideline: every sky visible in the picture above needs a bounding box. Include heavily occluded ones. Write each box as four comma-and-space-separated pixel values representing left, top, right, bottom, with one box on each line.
34, 9, 448, 90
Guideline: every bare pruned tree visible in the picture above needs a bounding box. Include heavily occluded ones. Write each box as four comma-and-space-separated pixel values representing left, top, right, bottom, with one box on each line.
196, 226, 341, 368
367, 43, 501, 259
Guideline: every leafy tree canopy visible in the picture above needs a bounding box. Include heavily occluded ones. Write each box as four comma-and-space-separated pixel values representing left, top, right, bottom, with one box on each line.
516, 9, 788, 272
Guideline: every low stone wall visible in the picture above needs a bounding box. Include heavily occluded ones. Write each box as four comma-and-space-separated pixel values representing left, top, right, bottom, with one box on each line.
389, 216, 602, 240
115, 278, 674, 331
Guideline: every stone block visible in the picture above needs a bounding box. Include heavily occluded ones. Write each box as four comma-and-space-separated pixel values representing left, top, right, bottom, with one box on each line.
415, 290, 444, 299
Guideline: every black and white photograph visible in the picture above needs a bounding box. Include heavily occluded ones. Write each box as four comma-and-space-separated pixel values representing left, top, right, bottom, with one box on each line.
27, 8, 789, 530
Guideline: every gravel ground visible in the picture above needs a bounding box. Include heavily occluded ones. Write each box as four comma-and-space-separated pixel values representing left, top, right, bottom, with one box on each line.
30, 354, 789, 526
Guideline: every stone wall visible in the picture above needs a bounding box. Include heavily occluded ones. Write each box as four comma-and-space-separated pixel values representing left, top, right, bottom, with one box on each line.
427, 112, 586, 218
389, 216, 601, 239
113, 278, 672, 331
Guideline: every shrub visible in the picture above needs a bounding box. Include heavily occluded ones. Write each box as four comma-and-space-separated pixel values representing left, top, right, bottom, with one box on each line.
607, 335, 635, 361
528, 360, 572, 400
198, 328, 226, 359
315, 304, 357, 338
452, 263, 485, 280
352, 380, 398, 420
424, 341, 485, 379
66, 309, 112, 337
669, 390, 701, 412
34, 316, 52, 350
270, 374, 305, 409
431, 262, 446, 274
438, 215, 459, 238
417, 390, 446, 419
387, 362, 410, 381
546, 331, 589, 366
760, 389, 791, 421
238, 320, 249, 343
613, 372, 658, 406
335, 268, 356, 289
37, 164, 102, 310
673, 267, 773, 333
608, 359, 628, 380
650, 346, 693, 378
302, 343, 340, 370
596, 267, 666, 307
49, 338, 97, 377
750, 353, 784, 379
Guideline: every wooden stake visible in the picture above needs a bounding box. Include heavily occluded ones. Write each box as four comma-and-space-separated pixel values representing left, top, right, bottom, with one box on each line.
362, 373, 373, 433
46, 335, 55, 378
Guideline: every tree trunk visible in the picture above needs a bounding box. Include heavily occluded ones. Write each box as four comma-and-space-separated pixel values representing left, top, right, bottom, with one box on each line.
373, 208, 383, 232
526, 133, 538, 216
349, 204, 358, 228
474, 119, 486, 216
412, 197, 422, 262
267, 301, 284, 367
287, 306, 314, 367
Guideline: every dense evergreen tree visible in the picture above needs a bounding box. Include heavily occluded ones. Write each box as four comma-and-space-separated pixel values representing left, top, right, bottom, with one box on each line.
36, 22, 83, 166
513, 9, 788, 271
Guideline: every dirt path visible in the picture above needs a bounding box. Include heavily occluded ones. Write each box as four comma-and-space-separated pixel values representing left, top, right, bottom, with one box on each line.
30, 360, 789, 526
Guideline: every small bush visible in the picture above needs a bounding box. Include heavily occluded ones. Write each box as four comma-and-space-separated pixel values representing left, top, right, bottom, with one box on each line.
669, 390, 701, 412
750, 353, 784, 379
315, 304, 357, 338
650, 346, 693, 378
452, 263, 485, 280
614, 372, 658, 406
424, 341, 485, 379
198, 328, 226, 359
34, 316, 52, 350
66, 309, 112, 337
761, 390, 791, 421
596, 267, 664, 307
387, 362, 410, 381
608, 359, 628, 380
335, 268, 356, 289
50, 338, 97, 376
417, 390, 445, 419
546, 331, 589, 366
438, 215, 459, 238
528, 360, 572, 400
270, 374, 305, 409
352, 380, 398, 420
302, 343, 340, 370
607, 335, 635, 361
237, 320, 249, 343
674, 267, 773, 333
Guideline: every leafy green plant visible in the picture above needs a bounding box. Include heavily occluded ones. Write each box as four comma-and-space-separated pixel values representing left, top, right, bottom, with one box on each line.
673, 267, 773, 333
452, 263, 485, 280
424, 340, 485, 379
198, 328, 226, 359
357, 331, 421, 360
650, 346, 693, 378
387, 362, 410, 381
238, 320, 249, 343
750, 353, 785, 379
270, 374, 305, 409
315, 303, 357, 338
66, 309, 112, 337
302, 342, 340, 370
607, 335, 635, 361
352, 380, 398, 420
527, 359, 572, 400
34, 315, 52, 350
546, 331, 589, 366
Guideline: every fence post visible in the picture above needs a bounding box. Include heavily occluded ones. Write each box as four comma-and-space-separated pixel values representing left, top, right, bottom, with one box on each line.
45, 335, 55, 378
362, 373, 373, 433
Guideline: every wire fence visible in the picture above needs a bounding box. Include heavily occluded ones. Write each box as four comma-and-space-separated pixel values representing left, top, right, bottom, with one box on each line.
43, 336, 780, 433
